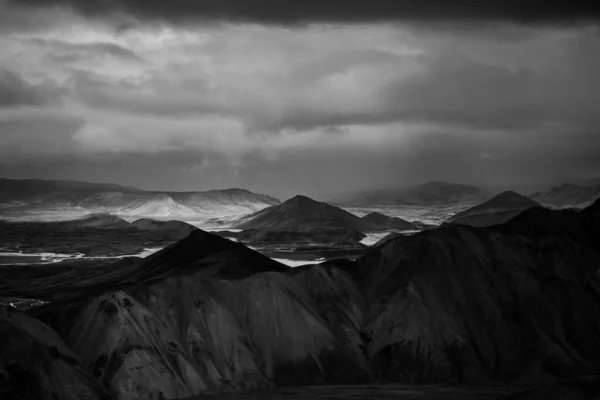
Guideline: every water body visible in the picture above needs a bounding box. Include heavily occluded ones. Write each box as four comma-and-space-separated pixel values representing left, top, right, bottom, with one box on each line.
0, 247, 164, 265
272, 258, 325, 267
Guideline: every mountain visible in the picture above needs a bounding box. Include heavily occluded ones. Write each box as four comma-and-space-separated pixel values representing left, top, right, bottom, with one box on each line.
0, 178, 280, 221
117, 194, 198, 218
0, 214, 198, 257
446, 190, 540, 227
361, 212, 417, 231
0, 178, 139, 205
65, 212, 132, 229
234, 195, 380, 231
531, 183, 600, 209
3, 201, 600, 398
0, 306, 107, 400
330, 181, 490, 206
351, 203, 600, 385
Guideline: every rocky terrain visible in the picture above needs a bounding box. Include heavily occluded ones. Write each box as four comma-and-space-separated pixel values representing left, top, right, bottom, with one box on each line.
235, 195, 380, 231
329, 181, 491, 207
0, 213, 197, 257
0, 178, 280, 221
446, 191, 540, 227
1, 199, 600, 399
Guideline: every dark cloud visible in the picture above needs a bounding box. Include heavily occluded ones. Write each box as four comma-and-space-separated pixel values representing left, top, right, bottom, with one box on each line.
0, 69, 62, 108
11, 0, 600, 25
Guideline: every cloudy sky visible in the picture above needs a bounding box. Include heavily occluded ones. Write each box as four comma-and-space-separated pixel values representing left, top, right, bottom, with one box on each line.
0, 0, 599, 198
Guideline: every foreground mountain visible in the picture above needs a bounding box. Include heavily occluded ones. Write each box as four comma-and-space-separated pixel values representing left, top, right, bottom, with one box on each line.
446, 191, 540, 227
353, 200, 600, 385
361, 212, 417, 231
0, 306, 107, 400
330, 181, 490, 206
235, 195, 379, 231
530, 183, 600, 209
0, 178, 280, 221
2, 200, 600, 398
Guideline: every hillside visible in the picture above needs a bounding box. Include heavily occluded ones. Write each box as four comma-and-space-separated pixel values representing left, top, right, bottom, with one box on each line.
531, 183, 600, 209
446, 191, 540, 227
361, 212, 417, 230
117, 194, 198, 218
235, 195, 380, 231
330, 181, 490, 206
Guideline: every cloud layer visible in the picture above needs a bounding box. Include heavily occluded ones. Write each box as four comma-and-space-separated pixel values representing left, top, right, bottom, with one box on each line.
10, 0, 600, 24
1, 1, 599, 197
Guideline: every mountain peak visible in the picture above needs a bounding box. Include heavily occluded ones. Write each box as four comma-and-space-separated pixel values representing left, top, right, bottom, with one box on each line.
235, 195, 377, 231
486, 190, 539, 207
447, 190, 540, 227
285, 194, 320, 205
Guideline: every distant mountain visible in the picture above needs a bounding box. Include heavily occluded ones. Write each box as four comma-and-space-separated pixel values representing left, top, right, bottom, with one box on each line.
330, 181, 490, 206
234, 195, 379, 231
446, 191, 540, 227
117, 194, 198, 218
530, 183, 600, 209
0, 214, 198, 257
361, 212, 416, 230
0, 178, 280, 220
0, 178, 139, 205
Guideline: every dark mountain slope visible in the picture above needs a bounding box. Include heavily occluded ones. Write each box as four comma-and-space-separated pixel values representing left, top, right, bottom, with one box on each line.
354, 205, 600, 384
0, 306, 106, 400
235, 195, 378, 231
446, 191, 540, 227
361, 212, 416, 230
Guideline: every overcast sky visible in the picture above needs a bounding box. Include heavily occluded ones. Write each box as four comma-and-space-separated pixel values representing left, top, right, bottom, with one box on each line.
0, 0, 599, 198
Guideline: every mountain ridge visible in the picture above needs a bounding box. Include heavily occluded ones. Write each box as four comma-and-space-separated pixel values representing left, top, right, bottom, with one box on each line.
328, 181, 491, 206
0, 177, 280, 221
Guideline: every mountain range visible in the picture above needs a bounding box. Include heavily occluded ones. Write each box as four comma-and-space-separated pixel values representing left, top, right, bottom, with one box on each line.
0, 213, 199, 257
0, 178, 280, 221
2, 198, 600, 399
328, 181, 491, 206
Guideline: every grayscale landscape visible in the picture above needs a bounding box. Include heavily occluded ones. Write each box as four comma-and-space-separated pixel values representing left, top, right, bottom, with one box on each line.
1, 0, 600, 399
